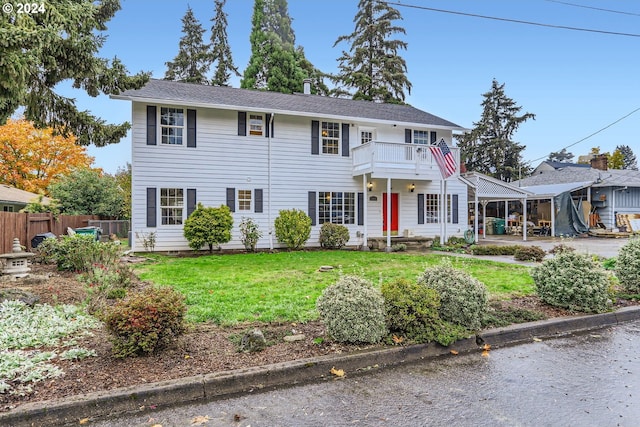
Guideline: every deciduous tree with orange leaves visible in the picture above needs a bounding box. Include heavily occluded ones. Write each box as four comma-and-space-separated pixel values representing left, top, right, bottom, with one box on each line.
0, 118, 93, 194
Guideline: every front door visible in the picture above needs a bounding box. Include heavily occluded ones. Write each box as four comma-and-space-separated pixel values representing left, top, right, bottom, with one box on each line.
382, 193, 399, 235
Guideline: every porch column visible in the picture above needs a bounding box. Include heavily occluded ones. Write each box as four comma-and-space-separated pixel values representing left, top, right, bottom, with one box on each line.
522, 197, 527, 241
551, 196, 556, 237
474, 193, 479, 243
386, 178, 392, 251
481, 200, 488, 239
362, 174, 368, 251
504, 199, 508, 236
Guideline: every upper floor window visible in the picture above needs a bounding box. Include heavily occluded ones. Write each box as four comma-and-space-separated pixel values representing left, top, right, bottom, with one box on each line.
249, 114, 264, 136
322, 122, 340, 154
238, 190, 252, 211
160, 108, 184, 145
360, 129, 374, 145
414, 130, 429, 145
160, 188, 184, 225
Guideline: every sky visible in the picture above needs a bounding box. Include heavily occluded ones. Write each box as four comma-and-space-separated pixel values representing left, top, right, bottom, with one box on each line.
59, 0, 640, 173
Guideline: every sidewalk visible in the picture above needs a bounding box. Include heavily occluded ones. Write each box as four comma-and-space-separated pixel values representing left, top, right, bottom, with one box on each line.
2, 306, 640, 427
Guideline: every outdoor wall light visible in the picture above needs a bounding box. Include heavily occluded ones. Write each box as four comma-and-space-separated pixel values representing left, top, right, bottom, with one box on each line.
409, 183, 415, 192
367, 182, 373, 192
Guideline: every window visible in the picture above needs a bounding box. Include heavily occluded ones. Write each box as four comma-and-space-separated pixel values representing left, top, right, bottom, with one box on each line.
160, 188, 184, 225
425, 193, 439, 223
249, 114, 263, 136
238, 190, 252, 211
318, 191, 355, 224
414, 130, 429, 145
321, 121, 340, 154
3, 206, 14, 212
360, 130, 373, 145
160, 107, 184, 145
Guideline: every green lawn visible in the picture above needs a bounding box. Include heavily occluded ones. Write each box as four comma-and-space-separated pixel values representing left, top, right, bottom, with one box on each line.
135, 251, 535, 325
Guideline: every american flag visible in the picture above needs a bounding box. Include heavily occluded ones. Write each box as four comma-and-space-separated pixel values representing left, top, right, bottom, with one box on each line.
430, 138, 457, 179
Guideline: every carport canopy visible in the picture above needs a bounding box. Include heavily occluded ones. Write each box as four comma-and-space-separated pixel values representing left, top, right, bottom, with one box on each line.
460, 172, 533, 241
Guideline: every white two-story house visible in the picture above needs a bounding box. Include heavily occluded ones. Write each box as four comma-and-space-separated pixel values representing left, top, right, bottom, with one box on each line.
113, 79, 469, 252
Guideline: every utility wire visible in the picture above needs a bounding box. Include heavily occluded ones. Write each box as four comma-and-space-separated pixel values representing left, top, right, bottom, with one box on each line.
527, 106, 640, 164
386, 1, 640, 37
544, 0, 640, 17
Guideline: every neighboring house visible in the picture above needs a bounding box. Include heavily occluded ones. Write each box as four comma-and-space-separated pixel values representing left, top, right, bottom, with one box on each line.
113, 79, 469, 252
531, 160, 590, 175
0, 184, 49, 212
515, 157, 640, 232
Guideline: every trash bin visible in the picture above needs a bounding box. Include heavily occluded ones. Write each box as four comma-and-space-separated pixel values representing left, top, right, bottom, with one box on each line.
74, 226, 102, 241
31, 232, 56, 249
494, 218, 505, 235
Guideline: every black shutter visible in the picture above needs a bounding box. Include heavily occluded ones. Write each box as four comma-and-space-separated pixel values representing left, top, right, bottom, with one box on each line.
430, 131, 437, 144
265, 113, 274, 138
238, 112, 246, 136
341, 123, 350, 157
308, 191, 316, 225
146, 187, 156, 227
226, 188, 235, 212
417, 193, 425, 225
405, 129, 412, 144
146, 106, 157, 145
255, 189, 263, 213
357, 192, 364, 226
452, 194, 459, 224
187, 189, 197, 217
187, 109, 196, 147
311, 120, 319, 155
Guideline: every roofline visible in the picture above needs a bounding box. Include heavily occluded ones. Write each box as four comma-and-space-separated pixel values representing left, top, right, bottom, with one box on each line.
110, 94, 470, 132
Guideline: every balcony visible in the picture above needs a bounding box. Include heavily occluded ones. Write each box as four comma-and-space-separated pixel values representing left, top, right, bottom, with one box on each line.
352, 141, 460, 180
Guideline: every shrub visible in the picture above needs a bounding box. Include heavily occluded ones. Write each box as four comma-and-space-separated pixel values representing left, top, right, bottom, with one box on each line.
239, 217, 262, 252
80, 263, 134, 315
531, 251, 612, 313
391, 243, 407, 252
513, 246, 546, 262
319, 223, 350, 249
616, 238, 640, 293
549, 243, 575, 255
417, 260, 488, 330
274, 209, 311, 250
183, 203, 233, 252
316, 275, 386, 344
103, 287, 187, 358
469, 245, 522, 256
42, 234, 121, 272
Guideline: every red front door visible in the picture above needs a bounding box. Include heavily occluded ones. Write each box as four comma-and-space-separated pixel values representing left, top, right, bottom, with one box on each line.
382, 193, 399, 235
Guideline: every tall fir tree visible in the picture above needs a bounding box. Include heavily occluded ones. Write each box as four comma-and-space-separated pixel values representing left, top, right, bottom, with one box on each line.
210, 0, 240, 86
333, 0, 411, 103
456, 79, 535, 182
242, 0, 326, 94
165, 6, 211, 84
0, 0, 149, 147
616, 144, 638, 170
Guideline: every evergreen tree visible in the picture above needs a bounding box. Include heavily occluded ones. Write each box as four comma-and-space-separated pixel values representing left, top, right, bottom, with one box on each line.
609, 149, 625, 169
0, 0, 149, 147
242, 0, 326, 94
456, 79, 535, 182
616, 144, 638, 170
165, 7, 211, 84
209, 0, 240, 86
333, 0, 411, 103
547, 148, 574, 162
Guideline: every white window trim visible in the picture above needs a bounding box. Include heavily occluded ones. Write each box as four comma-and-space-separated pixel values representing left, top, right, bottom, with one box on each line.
159, 106, 185, 146
321, 121, 340, 155
318, 191, 356, 225
160, 187, 184, 226
359, 127, 376, 145
249, 114, 264, 137
237, 189, 253, 212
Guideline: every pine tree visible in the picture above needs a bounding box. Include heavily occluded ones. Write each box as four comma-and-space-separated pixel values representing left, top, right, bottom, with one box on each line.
0, 0, 149, 147
333, 0, 411, 103
456, 79, 535, 182
165, 7, 211, 85
242, 0, 326, 94
209, 0, 240, 86
616, 145, 638, 170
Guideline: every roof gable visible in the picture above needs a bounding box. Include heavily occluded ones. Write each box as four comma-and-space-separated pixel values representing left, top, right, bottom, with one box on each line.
0, 185, 49, 205
113, 79, 465, 130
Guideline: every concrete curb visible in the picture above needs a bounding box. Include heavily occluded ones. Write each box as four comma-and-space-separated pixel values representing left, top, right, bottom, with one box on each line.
3, 306, 640, 427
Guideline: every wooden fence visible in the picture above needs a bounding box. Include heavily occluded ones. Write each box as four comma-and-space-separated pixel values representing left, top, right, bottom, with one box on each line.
0, 212, 100, 253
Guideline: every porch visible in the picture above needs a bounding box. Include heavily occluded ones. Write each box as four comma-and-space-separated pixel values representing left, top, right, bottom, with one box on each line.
352, 140, 460, 180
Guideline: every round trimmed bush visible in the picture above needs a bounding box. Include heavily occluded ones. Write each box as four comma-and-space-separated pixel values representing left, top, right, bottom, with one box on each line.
274, 209, 311, 250
319, 223, 350, 249
417, 261, 488, 330
531, 251, 611, 313
616, 238, 640, 293
514, 245, 546, 262
316, 275, 386, 344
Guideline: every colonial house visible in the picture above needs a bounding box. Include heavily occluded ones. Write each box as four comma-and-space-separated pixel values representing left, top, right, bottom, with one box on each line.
113, 79, 469, 252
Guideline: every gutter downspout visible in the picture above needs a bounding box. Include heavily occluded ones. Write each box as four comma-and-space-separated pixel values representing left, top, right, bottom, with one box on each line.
268, 113, 274, 250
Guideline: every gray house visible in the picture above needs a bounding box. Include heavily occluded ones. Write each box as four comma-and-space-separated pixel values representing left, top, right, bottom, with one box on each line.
0, 185, 49, 212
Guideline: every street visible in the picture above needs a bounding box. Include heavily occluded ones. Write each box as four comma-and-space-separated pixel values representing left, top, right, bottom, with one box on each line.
91, 320, 640, 427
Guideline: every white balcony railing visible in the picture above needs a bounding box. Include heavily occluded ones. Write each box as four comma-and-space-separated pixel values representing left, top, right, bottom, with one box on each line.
352, 140, 460, 179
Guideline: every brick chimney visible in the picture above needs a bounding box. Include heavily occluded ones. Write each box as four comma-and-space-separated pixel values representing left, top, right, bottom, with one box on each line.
590, 154, 608, 171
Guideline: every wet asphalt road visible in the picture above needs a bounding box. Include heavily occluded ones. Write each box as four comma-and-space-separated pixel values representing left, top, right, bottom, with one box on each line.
92, 320, 640, 427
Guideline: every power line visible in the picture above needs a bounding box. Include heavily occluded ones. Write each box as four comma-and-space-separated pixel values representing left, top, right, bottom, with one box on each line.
544, 0, 640, 18
386, 2, 640, 38
528, 106, 640, 164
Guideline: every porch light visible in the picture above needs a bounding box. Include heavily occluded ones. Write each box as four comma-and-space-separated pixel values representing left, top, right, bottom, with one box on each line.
367, 182, 373, 192
409, 183, 415, 193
